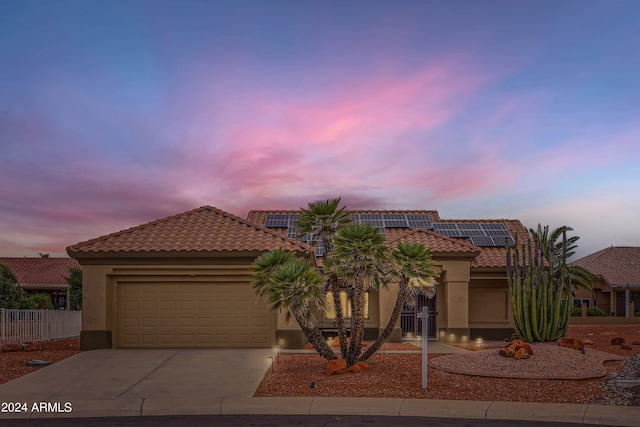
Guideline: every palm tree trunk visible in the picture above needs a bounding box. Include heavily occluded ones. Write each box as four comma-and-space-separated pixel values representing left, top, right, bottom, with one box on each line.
329, 274, 348, 359
347, 268, 365, 367
360, 279, 408, 361
293, 311, 336, 360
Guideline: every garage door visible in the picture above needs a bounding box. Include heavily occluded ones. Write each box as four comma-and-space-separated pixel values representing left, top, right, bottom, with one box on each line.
117, 282, 274, 348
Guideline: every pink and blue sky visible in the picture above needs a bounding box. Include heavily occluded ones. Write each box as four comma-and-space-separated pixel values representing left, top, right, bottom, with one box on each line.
1, 0, 639, 259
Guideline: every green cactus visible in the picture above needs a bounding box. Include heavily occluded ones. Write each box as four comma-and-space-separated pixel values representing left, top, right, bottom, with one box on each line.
506, 228, 572, 342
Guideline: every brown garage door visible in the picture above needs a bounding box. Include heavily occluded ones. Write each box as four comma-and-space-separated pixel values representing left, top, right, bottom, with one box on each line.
117, 282, 274, 348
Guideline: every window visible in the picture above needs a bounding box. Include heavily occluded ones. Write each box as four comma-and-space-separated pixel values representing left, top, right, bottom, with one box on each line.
572, 298, 592, 308
325, 291, 369, 320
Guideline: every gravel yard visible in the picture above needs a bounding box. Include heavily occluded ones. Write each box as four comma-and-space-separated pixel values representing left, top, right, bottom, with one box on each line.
0, 338, 81, 385
255, 325, 640, 405
2, 326, 639, 405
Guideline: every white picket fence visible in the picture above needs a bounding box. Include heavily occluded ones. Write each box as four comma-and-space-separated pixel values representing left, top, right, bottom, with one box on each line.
0, 309, 82, 342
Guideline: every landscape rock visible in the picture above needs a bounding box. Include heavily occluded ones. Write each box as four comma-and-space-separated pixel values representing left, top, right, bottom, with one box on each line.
558, 337, 584, 351
509, 340, 534, 356
498, 347, 516, 357
621, 344, 632, 350
514, 348, 530, 360
326, 359, 347, 376
2, 343, 24, 352
23, 342, 42, 352
611, 337, 625, 346
583, 339, 594, 345
346, 361, 371, 373
631, 341, 640, 346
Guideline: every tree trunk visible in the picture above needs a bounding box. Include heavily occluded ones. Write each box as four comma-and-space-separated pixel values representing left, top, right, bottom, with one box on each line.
347, 267, 365, 367
294, 311, 337, 360
360, 279, 409, 361
329, 274, 348, 359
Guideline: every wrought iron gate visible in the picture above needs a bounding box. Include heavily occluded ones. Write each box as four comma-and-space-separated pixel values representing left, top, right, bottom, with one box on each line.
400, 292, 436, 338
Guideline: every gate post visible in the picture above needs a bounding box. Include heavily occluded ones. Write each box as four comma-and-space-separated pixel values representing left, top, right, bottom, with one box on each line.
417, 306, 429, 388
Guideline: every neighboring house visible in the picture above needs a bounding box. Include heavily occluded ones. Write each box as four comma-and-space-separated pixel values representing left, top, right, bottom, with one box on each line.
571, 247, 640, 317
0, 257, 80, 309
67, 205, 532, 350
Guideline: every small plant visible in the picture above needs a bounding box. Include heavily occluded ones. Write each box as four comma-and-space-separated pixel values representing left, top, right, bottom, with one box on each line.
570, 307, 581, 316
586, 307, 607, 316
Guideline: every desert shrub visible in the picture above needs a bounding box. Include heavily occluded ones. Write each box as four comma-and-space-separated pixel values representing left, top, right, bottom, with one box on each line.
570, 307, 581, 316
21, 293, 54, 309
586, 306, 607, 316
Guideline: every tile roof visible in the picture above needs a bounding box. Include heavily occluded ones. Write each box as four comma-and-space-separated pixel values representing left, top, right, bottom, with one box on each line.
246, 210, 531, 269
571, 247, 640, 287
0, 257, 79, 286
385, 228, 480, 256
67, 206, 312, 256
246, 209, 441, 225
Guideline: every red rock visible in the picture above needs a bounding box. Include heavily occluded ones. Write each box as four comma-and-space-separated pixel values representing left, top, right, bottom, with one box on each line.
2, 343, 23, 352
23, 342, 42, 352
347, 361, 371, 373
499, 347, 516, 357
611, 337, 625, 345
557, 337, 584, 351
621, 344, 632, 350
583, 339, 594, 345
510, 341, 534, 356
632, 341, 640, 346
514, 348, 530, 360
326, 359, 347, 376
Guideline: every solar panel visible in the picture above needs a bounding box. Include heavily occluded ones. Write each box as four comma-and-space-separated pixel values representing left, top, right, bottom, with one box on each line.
434, 222, 514, 246
406, 214, 432, 229
384, 220, 408, 227
264, 213, 300, 227
492, 236, 516, 247
433, 223, 457, 230
470, 236, 494, 246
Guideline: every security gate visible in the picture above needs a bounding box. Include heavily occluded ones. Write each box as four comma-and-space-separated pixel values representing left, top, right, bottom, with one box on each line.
400, 292, 436, 338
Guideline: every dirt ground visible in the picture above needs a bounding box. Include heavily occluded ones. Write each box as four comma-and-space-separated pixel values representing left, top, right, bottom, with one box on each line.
0, 338, 81, 385
254, 325, 640, 404
2, 325, 639, 404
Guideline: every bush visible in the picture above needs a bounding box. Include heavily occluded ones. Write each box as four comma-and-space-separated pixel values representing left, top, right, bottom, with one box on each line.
21, 293, 54, 309
570, 306, 608, 316
586, 306, 607, 316
635, 311, 640, 317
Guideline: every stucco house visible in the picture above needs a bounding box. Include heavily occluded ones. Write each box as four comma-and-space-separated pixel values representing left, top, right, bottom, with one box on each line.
0, 257, 80, 309
571, 246, 640, 317
67, 205, 531, 350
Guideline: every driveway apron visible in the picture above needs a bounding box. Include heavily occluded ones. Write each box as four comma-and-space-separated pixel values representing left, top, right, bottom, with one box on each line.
0, 348, 276, 403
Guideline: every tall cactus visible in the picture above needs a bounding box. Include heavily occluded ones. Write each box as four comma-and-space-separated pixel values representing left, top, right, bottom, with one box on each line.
506, 228, 572, 342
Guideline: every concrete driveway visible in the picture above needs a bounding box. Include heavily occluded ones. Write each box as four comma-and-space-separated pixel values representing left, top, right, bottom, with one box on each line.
0, 348, 276, 418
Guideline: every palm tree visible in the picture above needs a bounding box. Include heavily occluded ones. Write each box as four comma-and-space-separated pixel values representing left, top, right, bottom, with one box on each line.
328, 223, 389, 366
296, 197, 351, 359
529, 224, 598, 293
250, 249, 336, 360
360, 242, 438, 360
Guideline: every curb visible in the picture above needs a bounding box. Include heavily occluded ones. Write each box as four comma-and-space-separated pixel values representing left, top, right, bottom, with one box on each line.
2, 397, 639, 426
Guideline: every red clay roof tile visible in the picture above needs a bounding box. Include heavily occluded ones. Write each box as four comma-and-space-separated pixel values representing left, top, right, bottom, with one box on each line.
67, 206, 312, 256
571, 247, 640, 287
0, 257, 79, 286
385, 228, 480, 255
